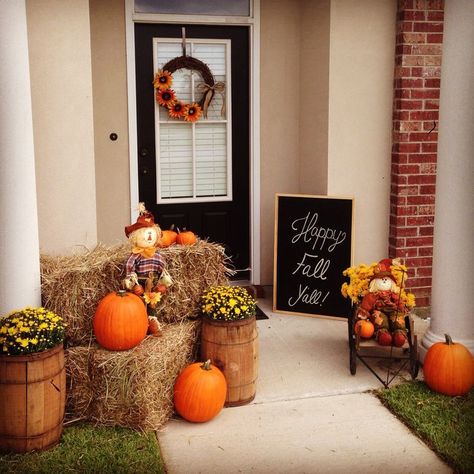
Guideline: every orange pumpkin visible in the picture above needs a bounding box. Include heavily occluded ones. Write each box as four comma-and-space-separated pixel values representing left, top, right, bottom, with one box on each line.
174, 360, 227, 422
93, 290, 148, 351
160, 228, 178, 248
423, 334, 474, 396
176, 229, 197, 246
355, 319, 375, 339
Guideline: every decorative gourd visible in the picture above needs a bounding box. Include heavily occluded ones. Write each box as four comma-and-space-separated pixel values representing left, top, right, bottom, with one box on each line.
93, 290, 148, 351
174, 359, 227, 422
176, 229, 197, 246
160, 228, 178, 248
423, 334, 474, 396
355, 319, 374, 339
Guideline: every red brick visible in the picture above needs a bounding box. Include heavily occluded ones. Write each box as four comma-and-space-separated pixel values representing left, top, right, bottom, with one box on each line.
406, 256, 434, 269
408, 153, 437, 163
389, 236, 406, 247
419, 246, 434, 256
396, 164, 420, 174
408, 174, 436, 184
410, 67, 424, 77
426, 0, 443, 10
393, 131, 410, 142
420, 163, 437, 173
413, 296, 430, 307
399, 121, 423, 131
424, 78, 441, 87
422, 142, 438, 152
407, 195, 436, 205
396, 44, 412, 55
394, 88, 411, 99
391, 205, 419, 216
393, 174, 408, 185
409, 131, 438, 141
410, 89, 440, 99
394, 227, 419, 237
397, 99, 424, 110
402, 56, 424, 67
417, 266, 433, 277
413, 22, 443, 32
390, 215, 407, 227
399, 0, 415, 8
425, 99, 440, 109
412, 44, 442, 55
390, 247, 418, 258
398, 21, 414, 33
427, 33, 443, 43
418, 205, 436, 215
397, 78, 424, 88
407, 216, 435, 226
420, 184, 436, 194
422, 66, 442, 78
402, 32, 426, 43
423, 121, 438, 131
408, 277, 432, 287
410, 111, 438, 120
394, 67, 412, 78
427, 11, 444, 21
424, 56, 442, 66
391, 153, 409, 164
399, 10, 426, 21
406, 236, 434, 247
397, 143, 421, 153
394, 111, 410, 121
419, 226, 434, 236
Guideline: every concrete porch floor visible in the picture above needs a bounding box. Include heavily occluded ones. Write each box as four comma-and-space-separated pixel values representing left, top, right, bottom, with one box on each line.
157, 294, 451, 474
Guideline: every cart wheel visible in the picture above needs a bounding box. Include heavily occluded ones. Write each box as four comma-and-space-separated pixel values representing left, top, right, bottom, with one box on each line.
349, 336, 357, 375
410, 335, 419, 379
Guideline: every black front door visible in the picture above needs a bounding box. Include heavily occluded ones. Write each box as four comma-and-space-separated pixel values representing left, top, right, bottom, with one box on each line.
135, 24, 250, 274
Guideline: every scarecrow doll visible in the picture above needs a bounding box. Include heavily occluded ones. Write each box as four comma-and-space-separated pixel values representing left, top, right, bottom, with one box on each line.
357, 259, 409, 347
122, 203, 172, 335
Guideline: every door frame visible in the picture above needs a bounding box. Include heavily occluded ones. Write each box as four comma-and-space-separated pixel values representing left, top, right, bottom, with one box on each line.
125, 0, 261, 285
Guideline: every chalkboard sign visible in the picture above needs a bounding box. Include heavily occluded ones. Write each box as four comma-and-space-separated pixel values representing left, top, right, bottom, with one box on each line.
273, 194, 353, 319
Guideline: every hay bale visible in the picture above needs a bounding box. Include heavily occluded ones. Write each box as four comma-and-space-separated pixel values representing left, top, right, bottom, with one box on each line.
41, 241, 231, 346
65, 320, 201, 432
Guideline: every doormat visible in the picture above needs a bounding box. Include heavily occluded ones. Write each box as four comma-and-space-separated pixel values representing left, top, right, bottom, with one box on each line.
255, 306, 269, 320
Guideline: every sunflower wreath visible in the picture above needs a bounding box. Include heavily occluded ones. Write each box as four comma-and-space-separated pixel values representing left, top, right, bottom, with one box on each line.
153, 55, 225, 122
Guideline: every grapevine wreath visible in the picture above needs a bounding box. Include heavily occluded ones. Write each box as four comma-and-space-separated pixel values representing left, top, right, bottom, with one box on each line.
153, 55, 225, 122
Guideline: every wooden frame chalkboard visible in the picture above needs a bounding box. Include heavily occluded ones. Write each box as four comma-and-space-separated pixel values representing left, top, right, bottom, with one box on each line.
273, 194, 354, 319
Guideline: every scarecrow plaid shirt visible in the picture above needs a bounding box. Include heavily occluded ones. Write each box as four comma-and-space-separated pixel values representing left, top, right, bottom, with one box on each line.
125, 252, 166, 278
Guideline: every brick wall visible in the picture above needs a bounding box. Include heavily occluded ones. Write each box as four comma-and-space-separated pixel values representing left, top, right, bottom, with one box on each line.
390, 0, 444, 307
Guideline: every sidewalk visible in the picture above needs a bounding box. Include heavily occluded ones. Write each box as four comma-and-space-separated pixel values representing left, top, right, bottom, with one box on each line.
157, 296, 451, 474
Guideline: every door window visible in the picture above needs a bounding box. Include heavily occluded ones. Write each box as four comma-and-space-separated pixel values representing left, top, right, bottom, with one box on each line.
153, 39, 231, 204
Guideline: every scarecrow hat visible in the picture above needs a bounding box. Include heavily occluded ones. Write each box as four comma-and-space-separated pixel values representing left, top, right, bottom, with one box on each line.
371, 258, 397, 282
125, 203, 156, 238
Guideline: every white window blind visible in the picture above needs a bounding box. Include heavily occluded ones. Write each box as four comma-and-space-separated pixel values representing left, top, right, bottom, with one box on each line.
153, 39, 232, 203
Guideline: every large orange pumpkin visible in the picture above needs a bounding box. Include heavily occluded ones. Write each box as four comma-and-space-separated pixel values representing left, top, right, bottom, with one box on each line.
423, 334, 474, 396
176, 229, 197, 246
93, 290, 148, 351
174, 360, 227, 422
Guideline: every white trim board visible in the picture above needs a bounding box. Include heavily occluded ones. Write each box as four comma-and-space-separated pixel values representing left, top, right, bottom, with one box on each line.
124, 0, 261, 284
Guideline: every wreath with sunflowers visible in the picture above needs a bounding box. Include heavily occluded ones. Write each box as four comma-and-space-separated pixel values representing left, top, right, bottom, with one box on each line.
153, 55, 224, 122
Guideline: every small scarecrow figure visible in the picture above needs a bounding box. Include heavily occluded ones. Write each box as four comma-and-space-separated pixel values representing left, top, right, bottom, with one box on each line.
122, 203, 172, 336
357, 258, 408, 347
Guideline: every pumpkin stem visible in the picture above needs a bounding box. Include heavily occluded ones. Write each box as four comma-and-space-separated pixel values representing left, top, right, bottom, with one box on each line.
444, 334, 453, 345
201, 359, 212, 371
117, 290, 128, 297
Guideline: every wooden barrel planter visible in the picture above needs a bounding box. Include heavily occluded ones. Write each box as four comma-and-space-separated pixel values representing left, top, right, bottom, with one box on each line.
201, 317, 258, 407
0, 344, 66, 453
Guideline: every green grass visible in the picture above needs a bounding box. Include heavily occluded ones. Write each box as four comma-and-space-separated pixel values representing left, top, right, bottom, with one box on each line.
378, 381, 474, 474
0, 422, 165, 474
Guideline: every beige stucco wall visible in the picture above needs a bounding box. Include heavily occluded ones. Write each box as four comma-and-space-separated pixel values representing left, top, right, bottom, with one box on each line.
260, 0, 396, 284
26, 0, 97, 254
327, 0, 396, 264
90, 0, 131, 246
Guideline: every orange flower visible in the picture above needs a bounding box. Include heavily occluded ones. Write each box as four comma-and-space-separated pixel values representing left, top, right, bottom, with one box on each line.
153, 70, 173, 91
183, 103, 202, 122
168, 101, 186, 119
156, 89, 176, 107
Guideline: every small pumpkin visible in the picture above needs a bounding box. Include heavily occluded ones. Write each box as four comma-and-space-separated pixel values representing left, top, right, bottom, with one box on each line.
160, 227, 178, 248
174, 359, 227, 422
176, 229, 197, 246
423, 334, 474, 396
93, 290, 148, 351
355, 319, 374, 339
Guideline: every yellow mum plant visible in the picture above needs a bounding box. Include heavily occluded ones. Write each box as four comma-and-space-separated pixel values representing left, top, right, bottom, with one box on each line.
0, 307, 66, 356
341, 260, 416, 309
201, 286, 257, 321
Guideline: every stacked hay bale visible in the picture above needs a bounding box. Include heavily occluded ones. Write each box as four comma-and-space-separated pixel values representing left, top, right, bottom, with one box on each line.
41, 241, 231, 431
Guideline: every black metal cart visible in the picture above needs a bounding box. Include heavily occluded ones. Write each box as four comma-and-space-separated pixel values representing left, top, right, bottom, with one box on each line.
348, 306, 420, 388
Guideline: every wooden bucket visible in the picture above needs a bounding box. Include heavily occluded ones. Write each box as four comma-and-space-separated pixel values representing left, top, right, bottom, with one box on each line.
0, 344, 66, 453
201, 317, 258, 406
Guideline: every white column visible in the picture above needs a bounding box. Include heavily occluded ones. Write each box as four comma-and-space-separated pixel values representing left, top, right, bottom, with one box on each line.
420, 0, 474, 360
0, 0, 41, 314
